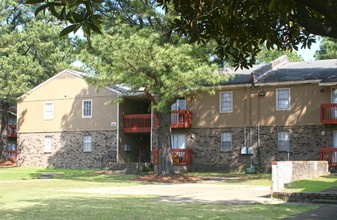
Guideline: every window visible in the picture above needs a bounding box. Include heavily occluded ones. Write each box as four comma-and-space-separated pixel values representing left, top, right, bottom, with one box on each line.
221, 132, 232, 152
171, 99, 186, 111
171, 134, 186, 149
82, 100, 92, 118
44, 136, 53, 153
44, 102, 53, 120
220, 92, 233, 113
276, 88, 290, 110
83, 135, 92, 152
278, 131, 290, 152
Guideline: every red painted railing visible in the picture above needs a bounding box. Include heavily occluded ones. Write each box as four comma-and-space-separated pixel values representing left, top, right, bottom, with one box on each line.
8, 125, 17, 138
320, 104, 337, 124
123, 111, 192, 133
320, 148, 337, 167
123, 114, 157, 133
152, 148, 193, 165
171, 110, 192, 128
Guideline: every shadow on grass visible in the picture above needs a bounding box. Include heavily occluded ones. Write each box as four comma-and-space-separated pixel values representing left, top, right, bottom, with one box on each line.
30, 168, 137, 183
284, 175, 337, 193
0, 196, 315, 220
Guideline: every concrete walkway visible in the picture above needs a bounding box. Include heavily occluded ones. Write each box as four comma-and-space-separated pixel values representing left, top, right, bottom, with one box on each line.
62, 179, 337, 219
64, 181, 283, 205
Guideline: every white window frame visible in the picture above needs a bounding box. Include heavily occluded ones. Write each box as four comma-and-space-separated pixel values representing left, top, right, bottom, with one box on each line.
276, 88, 291, 111
44, 136, 53, 153
221, 132, 232, 152
278, 131, 290, 152
171, 99, 186, 111
44, 102, 53, 120
82, 99, 92, 118
220, 92, 233, 113
83, 135, 92, 152
171, 133, 186, 149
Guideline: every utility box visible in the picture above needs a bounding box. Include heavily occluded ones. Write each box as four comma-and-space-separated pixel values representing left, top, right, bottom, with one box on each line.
241, 146, 253, 155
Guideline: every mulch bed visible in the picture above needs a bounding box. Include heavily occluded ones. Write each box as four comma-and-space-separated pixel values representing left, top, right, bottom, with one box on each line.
136, 173, 201, 183
0, 160, 16, 167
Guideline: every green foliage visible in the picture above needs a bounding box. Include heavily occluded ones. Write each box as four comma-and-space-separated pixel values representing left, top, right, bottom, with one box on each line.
256, 46, 303, 64
0, 0, 76, 101
81, 25, 219, 112
314, 38, 337, 60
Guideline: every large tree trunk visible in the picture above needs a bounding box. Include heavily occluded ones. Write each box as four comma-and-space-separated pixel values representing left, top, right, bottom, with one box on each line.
156, 111, 173, 176
0, 101, 9, 161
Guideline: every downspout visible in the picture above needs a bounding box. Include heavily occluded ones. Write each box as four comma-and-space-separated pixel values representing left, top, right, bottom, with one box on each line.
116, 97, 120, 164
150, 102, 153, 152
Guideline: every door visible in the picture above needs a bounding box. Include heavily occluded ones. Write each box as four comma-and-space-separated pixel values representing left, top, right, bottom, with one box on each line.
331, 88, 337, 118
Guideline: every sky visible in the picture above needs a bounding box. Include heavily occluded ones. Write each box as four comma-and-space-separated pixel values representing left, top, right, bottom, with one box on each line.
297, 38, 321, 61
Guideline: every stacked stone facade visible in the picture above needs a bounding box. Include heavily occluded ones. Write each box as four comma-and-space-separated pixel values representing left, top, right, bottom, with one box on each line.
17, 130, 117, 169
162, 125, 334, 172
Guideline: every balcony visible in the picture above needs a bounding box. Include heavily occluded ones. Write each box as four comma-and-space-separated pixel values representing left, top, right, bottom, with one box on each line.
123, 114, 155, 133
171, 110, 192, 128
320, 104, 337, 124
8, 125, 17, 138
152, 148, 193, 165
123, 111, 192, 133
320, 148, 337, 167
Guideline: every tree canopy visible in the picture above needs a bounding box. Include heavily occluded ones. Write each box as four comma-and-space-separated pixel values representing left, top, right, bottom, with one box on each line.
80, 24, 219, 175
27, 0, 337, 68
314, 38, 337, 60
0, 0, 77, 160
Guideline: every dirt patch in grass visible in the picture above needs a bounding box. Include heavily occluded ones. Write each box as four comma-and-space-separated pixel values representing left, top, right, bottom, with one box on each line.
136, 174, 201, 183
0, 160, 16, 167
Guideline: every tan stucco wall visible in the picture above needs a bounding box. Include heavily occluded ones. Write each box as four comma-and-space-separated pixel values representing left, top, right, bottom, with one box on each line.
18, 71, 118, 133
190, 83, 331, 128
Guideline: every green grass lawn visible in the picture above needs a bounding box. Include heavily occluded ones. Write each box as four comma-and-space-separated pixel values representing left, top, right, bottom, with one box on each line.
283, 175, 337, 193
0, 168, 316, 220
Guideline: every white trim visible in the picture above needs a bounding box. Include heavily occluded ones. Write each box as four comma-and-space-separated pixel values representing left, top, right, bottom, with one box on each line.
221, 132, 232, 152
219, 91, 233, 113
17, 69, 120, 101
320, 82, 337, 87
255, 80, 320, 87
82, 99, 93, 118
331, 88, 337, 104
276, 88, 291, 111
44, 136, 53, 153
83, 135, 92, 152
43, 102, 53, 120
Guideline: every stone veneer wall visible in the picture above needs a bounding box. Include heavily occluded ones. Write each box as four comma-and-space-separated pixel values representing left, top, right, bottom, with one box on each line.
161, 125, 333, 173
17, 130, 117, 169
271, 161, 329, 192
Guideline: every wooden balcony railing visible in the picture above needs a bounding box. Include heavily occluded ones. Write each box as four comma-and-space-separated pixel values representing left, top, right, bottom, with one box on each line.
171, 110, 192, 128
152, 148, 193, 165
123, 114, 155, 133
320, 104, 337, 124
320, 148, 337, 167
8, 125, 17, 138
123, 111, 192, 133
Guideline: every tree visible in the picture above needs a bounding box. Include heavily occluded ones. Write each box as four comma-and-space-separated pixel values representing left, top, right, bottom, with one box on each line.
314, 38, 337, 60
81, 26, 219, 175
0, 0, 77, 160
27, 0, 337, 68
255, 46, 303, 64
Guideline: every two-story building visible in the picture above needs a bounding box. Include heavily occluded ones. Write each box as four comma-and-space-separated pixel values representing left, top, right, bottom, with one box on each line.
16, 56, 337, 172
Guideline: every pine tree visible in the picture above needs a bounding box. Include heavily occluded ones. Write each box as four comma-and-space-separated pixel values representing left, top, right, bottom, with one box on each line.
0, 0, 77, 160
